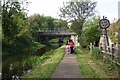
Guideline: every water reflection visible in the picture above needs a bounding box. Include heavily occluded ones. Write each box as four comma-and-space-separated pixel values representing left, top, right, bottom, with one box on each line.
2, 42, 61, 79
12, 75, 20, 80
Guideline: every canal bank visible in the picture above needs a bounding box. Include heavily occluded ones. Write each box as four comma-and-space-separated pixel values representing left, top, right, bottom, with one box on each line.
2, 42, 60, 79
21, 46, 65, 78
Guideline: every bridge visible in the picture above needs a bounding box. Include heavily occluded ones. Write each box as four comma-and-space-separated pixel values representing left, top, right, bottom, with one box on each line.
38, 27, 76, 37
38, 27, 79, 46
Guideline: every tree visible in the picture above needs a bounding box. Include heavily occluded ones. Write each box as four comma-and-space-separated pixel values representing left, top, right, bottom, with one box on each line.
28, 14, 56, 41
54, 19, 68, 28
28, 14, 41, 40
80, 16, 101, 47
109, 19, 120, 44
2, 0, 42, 55
70, 19, 83, 34
59, 0, 97, 35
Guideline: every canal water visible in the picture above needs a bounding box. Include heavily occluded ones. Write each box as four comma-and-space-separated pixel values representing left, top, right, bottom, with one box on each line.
2, 42, 62, 79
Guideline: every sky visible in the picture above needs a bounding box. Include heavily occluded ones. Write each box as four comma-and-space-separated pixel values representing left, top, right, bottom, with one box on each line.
27, 0, 120, 22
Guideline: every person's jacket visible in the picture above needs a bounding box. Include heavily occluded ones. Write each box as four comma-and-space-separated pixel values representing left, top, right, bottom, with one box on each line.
69, 42, 74, 47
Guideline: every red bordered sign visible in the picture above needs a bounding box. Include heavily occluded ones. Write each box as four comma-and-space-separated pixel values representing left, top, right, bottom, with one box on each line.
99, 18, 110, 29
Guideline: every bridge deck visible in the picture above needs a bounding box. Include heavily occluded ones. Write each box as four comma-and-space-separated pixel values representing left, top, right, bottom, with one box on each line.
39, 32, 76, 37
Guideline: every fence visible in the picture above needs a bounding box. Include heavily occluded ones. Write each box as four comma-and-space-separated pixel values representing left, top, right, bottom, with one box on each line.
100, 43, 120, 66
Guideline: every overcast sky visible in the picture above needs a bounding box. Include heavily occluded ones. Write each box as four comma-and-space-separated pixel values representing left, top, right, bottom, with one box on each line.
27, 0, 120, 22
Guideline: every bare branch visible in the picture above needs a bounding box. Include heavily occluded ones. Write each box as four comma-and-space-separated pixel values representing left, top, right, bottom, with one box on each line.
59, 0, 97, 35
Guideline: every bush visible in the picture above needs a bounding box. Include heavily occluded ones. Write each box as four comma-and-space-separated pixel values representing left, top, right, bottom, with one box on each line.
23, 50, 54, 69
103, 58, 117, 70
90, 47, 103, 60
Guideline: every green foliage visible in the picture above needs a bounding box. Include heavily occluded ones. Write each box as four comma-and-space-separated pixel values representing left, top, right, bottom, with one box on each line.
109, 19, 120, 44
28, 14, 68, 40
71, 19, 83, 35
103, 58, 117, 70
2, 1, 43, 57
49, 38, 58, 43
2, 1, 24, 38
28, 14, 42, 40
80, 16, 102, 47
54, 19, 68, 28
0, 25, 1, 57
22, 46, 65, 78
107, 62, 117, 70
28, 14, 69, 41
23, 50, 54, 68
76, 47, 118, 78
59, 0, 97, 35
90, 47, 103, 60
76, 47, 102, 78
28, 14, 56, 29
0, 24, 2, 40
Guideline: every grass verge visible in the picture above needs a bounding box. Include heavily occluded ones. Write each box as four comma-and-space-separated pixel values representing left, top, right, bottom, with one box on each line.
76, 47, 118, 78
21, 46, 65, 79
48, 39, 58, 43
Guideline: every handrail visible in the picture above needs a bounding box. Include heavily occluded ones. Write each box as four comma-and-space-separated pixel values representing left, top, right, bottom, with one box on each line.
38, 27, 69, 33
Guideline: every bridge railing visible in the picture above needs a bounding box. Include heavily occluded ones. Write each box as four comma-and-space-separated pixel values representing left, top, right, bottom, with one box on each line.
38, 27, 69, 33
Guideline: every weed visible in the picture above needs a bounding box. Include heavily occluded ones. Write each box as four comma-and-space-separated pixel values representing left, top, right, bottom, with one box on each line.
90, 47, 103, 60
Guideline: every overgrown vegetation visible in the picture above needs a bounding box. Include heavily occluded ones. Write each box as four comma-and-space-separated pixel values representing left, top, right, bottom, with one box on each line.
48, 38, 58, 43
90, 47, 117, 70
80, 16, 102, 48
22, 46, 65, 78
90, 47, 103, 60
2, 1, 43, 58
2, 0, 69, 57
109, 19, 120, 44
23, 50, 54, 69
103, 58, 118, 70
76, 47, 118, 78
2, 0, 68, 78
28, 14, 68, 41
49, 38, 69, 44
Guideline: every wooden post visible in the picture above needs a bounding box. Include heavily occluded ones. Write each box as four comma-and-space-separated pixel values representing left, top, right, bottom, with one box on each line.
100, 43, 102, 50
103, 32, 107, 56
111, 43, 114, 65
105, 30, 110, 52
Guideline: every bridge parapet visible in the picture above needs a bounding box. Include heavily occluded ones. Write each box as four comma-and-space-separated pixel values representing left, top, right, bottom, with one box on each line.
38, 27, 69, 33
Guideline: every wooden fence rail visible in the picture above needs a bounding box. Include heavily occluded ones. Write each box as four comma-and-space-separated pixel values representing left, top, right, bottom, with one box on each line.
100, 43, 120, 66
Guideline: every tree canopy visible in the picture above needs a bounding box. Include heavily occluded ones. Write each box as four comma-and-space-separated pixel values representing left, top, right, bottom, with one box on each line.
59, 0, 97, 35
108, 19, 120, 44
80, 16, 101, 47
27, 14, 69, 41
2, 0, 42, 56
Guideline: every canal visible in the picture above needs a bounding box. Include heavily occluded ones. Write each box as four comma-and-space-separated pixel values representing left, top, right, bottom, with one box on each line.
2, 41, 62, 79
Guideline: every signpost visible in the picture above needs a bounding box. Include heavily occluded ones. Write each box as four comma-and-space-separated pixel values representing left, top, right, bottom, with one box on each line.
99, 17, 110, 53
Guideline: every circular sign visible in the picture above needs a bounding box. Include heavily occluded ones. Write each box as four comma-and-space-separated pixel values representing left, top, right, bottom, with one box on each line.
99, 18, 110, 29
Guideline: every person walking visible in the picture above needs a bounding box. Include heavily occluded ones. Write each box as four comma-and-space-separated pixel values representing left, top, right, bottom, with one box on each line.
66, 43, 70, 54
69, 39, 74, 54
